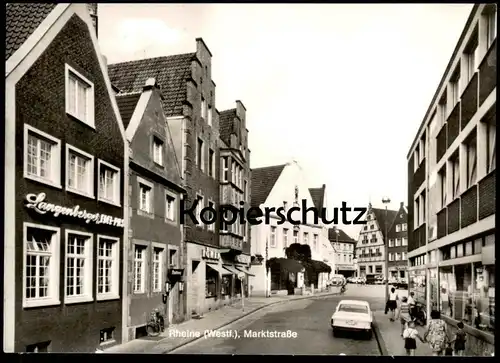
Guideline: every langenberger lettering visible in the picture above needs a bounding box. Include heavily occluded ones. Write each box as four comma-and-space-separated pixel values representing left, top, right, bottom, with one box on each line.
25, 192, 124, 228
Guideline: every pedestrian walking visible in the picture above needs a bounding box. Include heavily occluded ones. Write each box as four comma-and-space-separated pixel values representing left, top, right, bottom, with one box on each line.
385, 287, 398, 321
451, 321, 467, 356
397, 296, 412, 336
423, 310, 449, 356
444, 343, 454, 356
408, 291, 416, 319
402, 320, 425, 356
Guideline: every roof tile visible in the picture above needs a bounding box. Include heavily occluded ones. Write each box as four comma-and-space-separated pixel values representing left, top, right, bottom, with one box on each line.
107, 53, 195, 117
6, 3, 57, 60
250, 164, 287, 208
219, 109, 236, 146
328, 227, 356, 243
115, 93, 141, 129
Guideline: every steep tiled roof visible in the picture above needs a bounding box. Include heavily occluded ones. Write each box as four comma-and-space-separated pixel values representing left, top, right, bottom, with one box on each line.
372, 207, 399, 240
250, 164, 287, 208
107, 53, 195, 117
115, 93, 141, 129
328, 227, 356, 243
219, 109, 236, 146
387, 202, 408, 239
6, 3, 57, 60
308, 185, 325, 210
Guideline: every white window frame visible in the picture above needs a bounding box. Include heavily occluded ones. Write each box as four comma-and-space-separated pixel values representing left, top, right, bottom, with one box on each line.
196, 194, 204, 228
486, 8, 497, 47
388, 253, 394, 261
395, 224, 401, 232
439, 167, 447, 208
313, 234, 318, 251
402, 223, 407, 231
486, 121, 496, 173
197, 137, 205, 171
137, 176, 154, 215
23, 124, 62, 189
465, 132, 477, 188
402, 237, 408, 246
270, 226, 277, 247
293, 230, 299, 244
389, 239, 394, 247
244, 180, 248, 201
165, 190, 176, 222
414, 198, 420, 227
450, 67, 461, 107
65, 144, 94, 198
201, 96, 207, 119
395, 238, 401, 247
221, 157, 229, 182
207, 105, 213, 126
23, 223, 61, 308
64, 230, 94, 304
133, 244, 147, 294
207, 199, 215, 231
414, 145, 420, 171
168, 246, 179, 268
451, 155, 460, 199
97, 159, 121, 207
65, 64, 95, 128
208, 148, 215, 178
283, 228, 289, 247
303, 232, 309, 245
151, 244, 165, 293
466, 40, 479, 82
96, 235, 120, 301
153, 137, 164, 166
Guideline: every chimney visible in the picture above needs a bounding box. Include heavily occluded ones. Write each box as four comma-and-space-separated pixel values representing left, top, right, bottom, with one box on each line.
87, 4, 98, 37
143, 78, 160, 92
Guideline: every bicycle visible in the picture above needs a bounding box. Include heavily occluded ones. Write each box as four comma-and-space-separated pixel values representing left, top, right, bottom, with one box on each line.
146, 309, 165, 337
411, 302, 427, 326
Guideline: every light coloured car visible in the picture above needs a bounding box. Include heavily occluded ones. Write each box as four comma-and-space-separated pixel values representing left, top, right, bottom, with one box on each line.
331, 300, 373, 339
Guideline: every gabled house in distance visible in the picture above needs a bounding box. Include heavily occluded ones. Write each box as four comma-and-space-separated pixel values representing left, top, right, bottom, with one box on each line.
387, 202, 408, 283
5, 3, 128, 352
249, 161, 331, 296
328, 227, 356, 278
115, 78, 185, 341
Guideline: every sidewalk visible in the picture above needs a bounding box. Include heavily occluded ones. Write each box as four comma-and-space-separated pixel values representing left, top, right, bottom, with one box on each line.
105, 289, 341, 354
373, 311, 433, 356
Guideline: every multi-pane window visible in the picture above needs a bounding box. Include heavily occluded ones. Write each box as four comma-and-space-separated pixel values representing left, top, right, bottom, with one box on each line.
25, 126, 61, 186
65, 65, 94, 127
270, 227, 277, 247
98, 161, 120, 205
402, 223, 407, 231
451, 153, 460, 199
97, 237, 118, 298
293, 230, 299, 244
283, 228, 289, 247
303, 232, 309, 245
465, 131, 477, 188
24, 225, 59, 307
439, 167, 447, 208
450, 66, 461, 107
66, 232, 92, 301
67, 146, 93, 196
208, 149, 215, 177
139, 183, 152, 213
221, 157, 229, 182
313, 234, 318, 251
486, 121, 496, 173
197, 138, 204, 170
396, 224, 401, 232
152, 248, 163, 292
395, 238, 401, 247
402, 237, 408, 246
165, 193, 176, 221
153, 137, 163, 166
465, 35, 479, 82
133, 246, 146, 293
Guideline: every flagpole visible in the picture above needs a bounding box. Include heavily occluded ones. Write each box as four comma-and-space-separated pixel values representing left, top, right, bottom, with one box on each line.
265, 236, 269, 298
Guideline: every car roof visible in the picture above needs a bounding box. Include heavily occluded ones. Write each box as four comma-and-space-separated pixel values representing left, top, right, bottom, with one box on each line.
338, 300, 370, 306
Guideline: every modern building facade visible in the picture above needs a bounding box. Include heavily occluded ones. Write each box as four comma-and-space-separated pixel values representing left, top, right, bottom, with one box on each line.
355, 204, 397, 279
406, 4, 495, 356
328, 227, 356, 278
5, 3, 128, 352
218, 101, 253, 298
249, 162, 331, 296
387, 203, 409, 281
115, 78, 185, 340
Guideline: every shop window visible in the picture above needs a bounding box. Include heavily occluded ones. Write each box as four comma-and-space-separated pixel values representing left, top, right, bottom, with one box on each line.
465, 241, 473, 256
26, 340, 51, 353
205, 265, 218, 298
439, 266, 455, 317
474, 238, 482, 255
409, 270, 427, 304
221, 275, 232, 296
452, 263, 473, 324
456, 243, 464, 258
450, 245, 456, 259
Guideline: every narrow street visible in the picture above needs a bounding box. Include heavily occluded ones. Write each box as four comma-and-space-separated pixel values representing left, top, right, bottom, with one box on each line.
170, 291, 385, 355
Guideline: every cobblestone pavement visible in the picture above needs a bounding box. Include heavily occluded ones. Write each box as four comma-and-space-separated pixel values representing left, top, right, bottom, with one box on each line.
171, 294, 385, 355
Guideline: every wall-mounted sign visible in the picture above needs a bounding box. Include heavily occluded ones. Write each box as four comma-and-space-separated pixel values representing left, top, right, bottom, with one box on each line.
168, 268, 184, 278
25, 193, 124, 228
202, 247, 220, 261
235, 254, 251, 264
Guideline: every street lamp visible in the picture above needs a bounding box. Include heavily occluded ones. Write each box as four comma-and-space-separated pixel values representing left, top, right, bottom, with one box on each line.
382, 197, 391, 303
335, 229, 340, 275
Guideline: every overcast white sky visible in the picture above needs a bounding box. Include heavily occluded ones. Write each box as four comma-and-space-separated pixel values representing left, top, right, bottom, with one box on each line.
98, 3, 473, 238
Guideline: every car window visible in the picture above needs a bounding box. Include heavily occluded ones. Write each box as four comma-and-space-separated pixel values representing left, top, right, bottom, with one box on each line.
338, 304, 368, 314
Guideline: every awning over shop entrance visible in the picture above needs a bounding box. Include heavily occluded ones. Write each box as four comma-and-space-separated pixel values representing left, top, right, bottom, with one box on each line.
235, 266, 255, 277
305, 260, 332, 274
266, 258, 304, 273
222, 265, 240, 275
206, 262, 229, 275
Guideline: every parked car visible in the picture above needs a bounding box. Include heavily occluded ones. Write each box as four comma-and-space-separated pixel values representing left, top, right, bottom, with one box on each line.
331, 300, 373, 339
346, 277, 355, 283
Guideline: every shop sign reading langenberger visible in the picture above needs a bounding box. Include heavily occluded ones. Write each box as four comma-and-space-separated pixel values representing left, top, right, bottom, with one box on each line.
25, 192, 124, 227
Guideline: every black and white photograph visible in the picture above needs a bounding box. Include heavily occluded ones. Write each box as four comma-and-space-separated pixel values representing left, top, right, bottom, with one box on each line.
3, 2, 496, 356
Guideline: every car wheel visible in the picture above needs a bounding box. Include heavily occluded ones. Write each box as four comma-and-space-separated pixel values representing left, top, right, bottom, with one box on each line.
332, 328, 339, 337
365, 329, 373, 340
